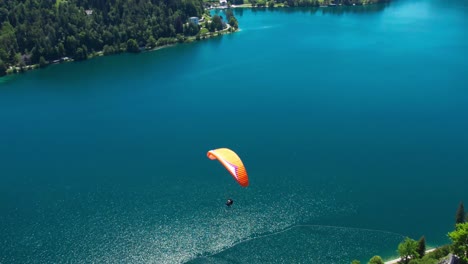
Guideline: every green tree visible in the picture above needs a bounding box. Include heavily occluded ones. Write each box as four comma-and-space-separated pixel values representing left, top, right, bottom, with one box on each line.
398, 237, 420, 264
65, 36, 79, 57
0, 0, 230, 68
210, 15, 224, 32
147, 36, 157, 49
368, 255, 384, 264
13, 53, 22, 65
257, 0, 267, 6
58, 43, 66, 57
351, 260, 361, 264
0, 59, 6, 76
74, 47, 87, 61
0, 7, 7, 22
0, 47, 7, 64
456, 202, 465, 225
229, 17, 238, 29
0, 22, 19, 63
417, 236, 426, 258
39, 56, 47, 68
103, 45, 115, 55
126, 39, 140, 53
185, 22, 199, 36
448, 222, 468, 264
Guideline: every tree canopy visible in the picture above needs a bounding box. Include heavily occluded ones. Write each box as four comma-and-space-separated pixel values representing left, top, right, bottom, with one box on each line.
448, 222, 468, 264
368, 255, 384, 264
0, 0, 207, 70
398, 237, 420, 264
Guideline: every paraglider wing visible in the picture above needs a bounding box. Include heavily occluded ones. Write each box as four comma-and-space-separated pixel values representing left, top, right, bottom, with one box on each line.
207, 148, 249, 187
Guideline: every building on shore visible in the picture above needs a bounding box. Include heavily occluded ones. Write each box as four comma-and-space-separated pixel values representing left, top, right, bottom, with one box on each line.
189, 17, 199, 25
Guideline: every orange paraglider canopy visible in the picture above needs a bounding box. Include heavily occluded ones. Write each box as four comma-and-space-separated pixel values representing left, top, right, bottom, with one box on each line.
207, 148, 249, 187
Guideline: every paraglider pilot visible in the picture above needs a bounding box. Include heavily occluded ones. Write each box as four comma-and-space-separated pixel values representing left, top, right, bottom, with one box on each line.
226, 199, 234, 207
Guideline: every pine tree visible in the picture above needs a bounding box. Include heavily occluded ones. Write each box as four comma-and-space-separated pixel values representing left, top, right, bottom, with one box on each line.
456, 202, 465, 225
126, 39, 140, 53
417, 236, 426, 258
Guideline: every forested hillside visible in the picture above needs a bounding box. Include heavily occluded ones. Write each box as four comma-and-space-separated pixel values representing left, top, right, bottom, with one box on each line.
0, 0, 206, 74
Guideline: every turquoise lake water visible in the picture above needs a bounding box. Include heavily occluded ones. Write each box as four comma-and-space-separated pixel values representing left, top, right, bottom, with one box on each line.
1, 0, 468, 263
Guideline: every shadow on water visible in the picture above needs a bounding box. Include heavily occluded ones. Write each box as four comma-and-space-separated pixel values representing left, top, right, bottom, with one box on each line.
234, 8, 244, 16
0, 74, 19, 87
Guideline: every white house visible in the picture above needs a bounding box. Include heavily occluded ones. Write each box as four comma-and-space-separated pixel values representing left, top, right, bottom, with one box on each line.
188, 17, 199, 25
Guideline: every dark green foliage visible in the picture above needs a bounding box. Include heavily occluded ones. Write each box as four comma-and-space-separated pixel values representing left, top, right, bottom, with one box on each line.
185, 22, 200, 36
0, 59, 6, 76
0, 0, 206, 67
257, 0, 267, 7
229, 17, 239, 28
103, 45, 116, 55
408, 258, 438, 264
425, 245, 450, 260
176, 34, 186, 43
232, 0, 244, 4
210, 15, 224, 32
0, 22, 18, 63
75, 46, 88, 61
456, 202, 465, 225
39, 56, 47, 68
368, 255, 384, 264
398, 237, 419, 264
448, 222, 468, 264
146, 36, 157, 49
417, 236, 426, 258
126, 39, 140, 53
226, 9, 239, 29
225, 9, 234, 21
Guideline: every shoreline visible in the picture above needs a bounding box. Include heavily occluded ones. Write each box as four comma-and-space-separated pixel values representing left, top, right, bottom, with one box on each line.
214, 0, 386, 9
384, 248, 437, 264
2, 2, 386, 77
2, 26, 237, 77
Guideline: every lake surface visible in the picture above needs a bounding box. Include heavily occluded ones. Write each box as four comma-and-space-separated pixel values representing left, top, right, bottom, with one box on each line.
1, 0, 467, 263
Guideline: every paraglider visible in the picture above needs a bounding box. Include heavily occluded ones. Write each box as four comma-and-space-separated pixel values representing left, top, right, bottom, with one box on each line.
207, 148, 249, 187
207, 148, 249, 207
